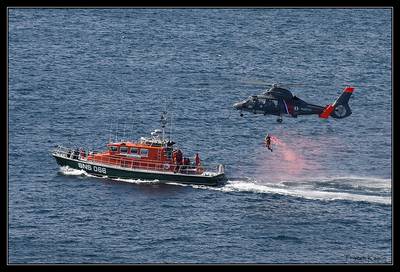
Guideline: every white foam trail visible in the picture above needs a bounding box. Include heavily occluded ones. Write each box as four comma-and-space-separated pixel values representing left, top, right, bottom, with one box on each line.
230, 180, 390, 205
315, 175, 391, 190
165, 182, 191, 187
58, 166, 391, 205
187, 179, 391, 205
58, 166, 87, 176
111, 177, 160, 184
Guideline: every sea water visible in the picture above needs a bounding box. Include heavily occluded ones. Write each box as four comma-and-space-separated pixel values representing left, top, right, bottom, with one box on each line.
8, 8, 391, 263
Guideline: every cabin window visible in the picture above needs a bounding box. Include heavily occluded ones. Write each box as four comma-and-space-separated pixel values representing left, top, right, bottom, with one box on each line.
140, 149, 149, 157
120, 146, 128, 153
109, 146, 118, 152
165, 148, 172, 159
130, 147, 138, 154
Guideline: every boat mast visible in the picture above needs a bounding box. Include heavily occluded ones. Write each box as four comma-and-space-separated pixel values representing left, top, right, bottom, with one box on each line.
161, 111, 167, 143
108, 122, 112, 143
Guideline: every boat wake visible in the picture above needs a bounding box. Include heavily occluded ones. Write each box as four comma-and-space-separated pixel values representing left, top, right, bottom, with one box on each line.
193, 176, 392, 205
111, 178, 160, 184
58, 167, 391, 205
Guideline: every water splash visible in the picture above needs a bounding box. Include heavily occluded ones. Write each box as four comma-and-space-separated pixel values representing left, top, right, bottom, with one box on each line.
58, 166, 87, 176
59, 166, 161, 184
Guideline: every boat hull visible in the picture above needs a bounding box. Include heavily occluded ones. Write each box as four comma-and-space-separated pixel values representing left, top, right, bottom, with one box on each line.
53, 155, 226, 186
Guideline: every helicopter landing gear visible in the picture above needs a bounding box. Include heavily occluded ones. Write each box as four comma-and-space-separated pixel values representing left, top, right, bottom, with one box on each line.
277, 116, 283, 123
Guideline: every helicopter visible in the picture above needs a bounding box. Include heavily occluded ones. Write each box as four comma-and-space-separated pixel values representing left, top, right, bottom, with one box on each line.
233, 83, 354, 123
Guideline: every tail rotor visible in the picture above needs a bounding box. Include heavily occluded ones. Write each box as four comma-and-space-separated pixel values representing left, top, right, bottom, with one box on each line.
319, 87, 354, 119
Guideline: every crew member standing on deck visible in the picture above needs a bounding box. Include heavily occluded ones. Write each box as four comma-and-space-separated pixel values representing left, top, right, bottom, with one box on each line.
195, 153, 203, 174
172, 150, 177, 163
174, 149, 183, 172
80, 148, 85, 160
195, 153, 201, 167
173, 150, 177, 172
176, 149, 183, 166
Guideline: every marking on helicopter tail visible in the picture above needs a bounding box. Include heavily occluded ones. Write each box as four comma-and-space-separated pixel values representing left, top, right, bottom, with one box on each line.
319, 104, 335, 118
282, 100, 289, 114
344, 87, 354, 93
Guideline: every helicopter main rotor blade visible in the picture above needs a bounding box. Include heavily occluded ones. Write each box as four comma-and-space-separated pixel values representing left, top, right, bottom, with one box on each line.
239, 79, 310, 88
239, 79, 274, 86
239, 78, 353, 90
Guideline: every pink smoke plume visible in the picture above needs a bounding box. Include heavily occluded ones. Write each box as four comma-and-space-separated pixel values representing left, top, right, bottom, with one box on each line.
254, 134, 338, 182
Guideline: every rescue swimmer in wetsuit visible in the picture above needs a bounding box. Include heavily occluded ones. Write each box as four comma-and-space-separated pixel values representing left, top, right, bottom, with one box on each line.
265, 134, 273, 152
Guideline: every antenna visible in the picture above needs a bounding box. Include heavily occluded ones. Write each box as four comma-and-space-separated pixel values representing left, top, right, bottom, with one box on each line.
160, 111, 167, 142
122, 123, 126, 142
130, 110, 135, 142
115, 122, 118, 143
169, 95, 173, 142
170, 111, 173, 142
108, 122, 112, 143
131, 122, 134, 142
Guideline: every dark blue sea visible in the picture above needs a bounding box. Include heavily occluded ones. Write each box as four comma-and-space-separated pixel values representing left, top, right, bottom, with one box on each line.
8, 8, 392, 264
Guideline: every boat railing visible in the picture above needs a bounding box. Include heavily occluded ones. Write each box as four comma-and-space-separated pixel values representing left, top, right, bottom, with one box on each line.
51, 145, 224, 175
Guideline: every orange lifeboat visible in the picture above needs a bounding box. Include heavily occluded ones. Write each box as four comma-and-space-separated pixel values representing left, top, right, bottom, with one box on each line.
51, 112, 225, 186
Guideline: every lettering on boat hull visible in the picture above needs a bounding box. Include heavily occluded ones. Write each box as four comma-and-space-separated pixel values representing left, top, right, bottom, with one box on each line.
78, 162, 107, 174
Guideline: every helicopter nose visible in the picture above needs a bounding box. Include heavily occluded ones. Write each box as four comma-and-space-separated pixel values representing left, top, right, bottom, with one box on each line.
233, 102, 244, 110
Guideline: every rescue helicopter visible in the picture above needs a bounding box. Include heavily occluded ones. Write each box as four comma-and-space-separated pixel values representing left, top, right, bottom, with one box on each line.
233, 83, 354, 123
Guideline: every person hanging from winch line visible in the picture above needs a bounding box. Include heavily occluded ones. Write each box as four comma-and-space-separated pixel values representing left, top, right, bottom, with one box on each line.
265, 133, 273, 152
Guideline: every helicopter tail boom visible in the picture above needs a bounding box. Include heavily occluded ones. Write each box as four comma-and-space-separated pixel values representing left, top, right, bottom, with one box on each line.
319, 87, 354, 119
